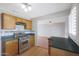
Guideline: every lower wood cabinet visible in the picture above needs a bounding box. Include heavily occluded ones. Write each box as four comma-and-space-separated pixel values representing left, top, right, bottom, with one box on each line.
50, 47, 66, 56
29, 35, 35, 48
5, 39, 18, 56
49, 47, 79, 56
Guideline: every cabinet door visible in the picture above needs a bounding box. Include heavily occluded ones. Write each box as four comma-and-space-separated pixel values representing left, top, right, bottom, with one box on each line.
5, 39, 18, 56
26, 21, 32, 30
16, 17, 22, 23
29, 35, 35, 48
22, 19, 26, 23
2, 13, 16, 29
50, 47, 66, 56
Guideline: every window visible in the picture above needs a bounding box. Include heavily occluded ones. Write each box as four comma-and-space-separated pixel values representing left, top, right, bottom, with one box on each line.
69, 6, 76, 35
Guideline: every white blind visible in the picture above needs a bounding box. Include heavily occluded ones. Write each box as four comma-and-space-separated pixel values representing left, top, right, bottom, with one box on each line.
69, 6, 76, 35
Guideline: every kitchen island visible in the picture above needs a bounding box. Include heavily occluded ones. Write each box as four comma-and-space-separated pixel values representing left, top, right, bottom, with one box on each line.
48, 37, 79, 55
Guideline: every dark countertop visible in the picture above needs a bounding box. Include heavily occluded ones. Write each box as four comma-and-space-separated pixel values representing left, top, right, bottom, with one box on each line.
1, 33, 35, 41
48, 37, 79, 53
1, 35, 15, 41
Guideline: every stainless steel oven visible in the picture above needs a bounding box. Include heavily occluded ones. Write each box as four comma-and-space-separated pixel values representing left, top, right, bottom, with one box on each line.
18, 33, 30, 54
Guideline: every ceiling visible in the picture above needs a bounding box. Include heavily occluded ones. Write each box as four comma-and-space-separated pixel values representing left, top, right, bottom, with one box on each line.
37, 15, 67, 24
0, 3, 72, 20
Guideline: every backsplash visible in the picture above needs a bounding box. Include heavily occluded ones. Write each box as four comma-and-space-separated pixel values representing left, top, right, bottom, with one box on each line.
0, 30, 34, 36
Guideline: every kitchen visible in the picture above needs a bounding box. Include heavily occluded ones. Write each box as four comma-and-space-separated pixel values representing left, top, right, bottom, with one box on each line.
0, 13, 35, 55
0, 3, 79, 56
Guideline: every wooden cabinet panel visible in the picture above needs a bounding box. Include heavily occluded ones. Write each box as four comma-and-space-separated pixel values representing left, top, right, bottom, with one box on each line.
0, 14, 1, 29
22, 19, 27, 23
1, 13, 32, 30
16, 18, 32, 30
5, 39, 18, 56
26, 21, 32, 30
50, 47, 79, 56
29, 35, 35, 48
16, 17, 22, 23
2, 13, 16, 29
50, 47, 66, 56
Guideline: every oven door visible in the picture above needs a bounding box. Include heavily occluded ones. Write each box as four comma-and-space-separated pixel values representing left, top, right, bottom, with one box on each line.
18, 35, 30, 54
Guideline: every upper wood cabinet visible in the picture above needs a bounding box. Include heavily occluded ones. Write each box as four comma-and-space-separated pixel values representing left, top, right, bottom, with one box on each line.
1, 13, 32, 30
16, 17, 22, 23
26, 20, 32, 30
22, 19, 26, 23
2, 13, 16, 29
16, 18, 32, 30
21, 19, 32, 30
0, 14, 1, 29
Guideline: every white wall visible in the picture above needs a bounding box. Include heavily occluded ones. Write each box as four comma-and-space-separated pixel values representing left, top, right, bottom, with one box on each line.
37, 22, 65, 37
32, 9, 70, 46
65, 17, 69, 38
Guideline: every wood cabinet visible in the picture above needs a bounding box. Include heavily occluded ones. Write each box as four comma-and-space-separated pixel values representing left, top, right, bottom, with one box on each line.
2, 13, 16, 29
29, 35, 35, 48
0, 14, 1, 29
16, 17, 22, 23
49, 47, 79, 56
50, 47, 66, 56
16, 18, 32, 30
22, 19, 26, 23
1, 13, 32, 30
26, 20, 32, 30
5, 39, 18, 56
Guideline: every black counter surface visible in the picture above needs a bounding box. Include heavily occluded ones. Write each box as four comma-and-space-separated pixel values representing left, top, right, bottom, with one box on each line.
1, 35, 15, 41
48, 37, 79, 53
1, 33, 34, 41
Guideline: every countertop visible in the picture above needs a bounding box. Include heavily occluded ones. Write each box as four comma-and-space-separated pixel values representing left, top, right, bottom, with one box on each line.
48, 37, 79, 53
1, 35, 15, 41
1, 33, 35, 41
